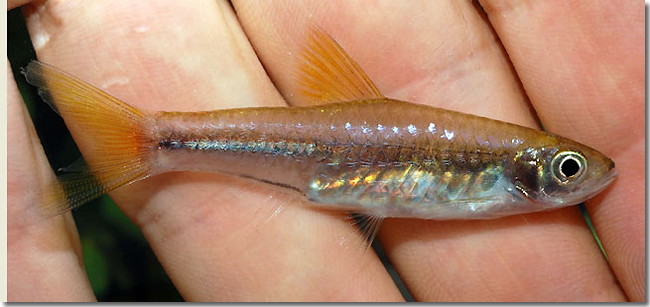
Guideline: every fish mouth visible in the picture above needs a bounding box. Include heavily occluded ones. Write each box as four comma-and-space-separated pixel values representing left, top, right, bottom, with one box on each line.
601, 158, 618, 186
600, 169, 619, 189
582, 168, 618, 201
549, 168, 619, 207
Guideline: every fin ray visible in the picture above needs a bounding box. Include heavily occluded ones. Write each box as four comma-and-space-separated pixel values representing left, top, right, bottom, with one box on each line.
350, 212, 384, 250
23, 61, 156, 216
295, 24, 384, 105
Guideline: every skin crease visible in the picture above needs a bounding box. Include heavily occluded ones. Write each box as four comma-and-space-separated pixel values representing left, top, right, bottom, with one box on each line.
7, 0, 643, 303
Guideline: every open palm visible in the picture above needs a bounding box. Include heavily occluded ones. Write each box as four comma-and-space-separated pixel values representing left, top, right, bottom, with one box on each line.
8, 0, 643, 301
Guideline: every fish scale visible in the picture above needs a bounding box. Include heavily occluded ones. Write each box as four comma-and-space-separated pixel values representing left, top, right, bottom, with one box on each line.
23, 25, 615, 227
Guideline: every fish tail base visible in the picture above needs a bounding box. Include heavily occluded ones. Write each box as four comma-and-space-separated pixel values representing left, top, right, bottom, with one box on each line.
24, 61, 156, 216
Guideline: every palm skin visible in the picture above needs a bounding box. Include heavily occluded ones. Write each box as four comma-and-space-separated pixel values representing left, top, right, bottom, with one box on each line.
8, 0, 643, 302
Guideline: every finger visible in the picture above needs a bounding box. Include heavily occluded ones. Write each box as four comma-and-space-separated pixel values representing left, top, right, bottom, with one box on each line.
8, 0, 30, 10
23, 0, 401, 301
479, 0, 644, 301
234, 0, 624, 301
234, 1, 536, 126
7, 63, 95, 301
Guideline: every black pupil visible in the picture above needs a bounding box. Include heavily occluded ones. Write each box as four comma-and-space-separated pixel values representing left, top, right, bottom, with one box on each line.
561, 158, 581, 177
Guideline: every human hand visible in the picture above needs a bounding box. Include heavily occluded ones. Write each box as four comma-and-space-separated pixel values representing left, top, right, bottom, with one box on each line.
8, 0, 643, 302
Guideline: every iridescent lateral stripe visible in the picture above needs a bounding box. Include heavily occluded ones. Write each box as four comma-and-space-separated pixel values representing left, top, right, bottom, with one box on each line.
159, 138, 322, 158
158, 135, 511, 171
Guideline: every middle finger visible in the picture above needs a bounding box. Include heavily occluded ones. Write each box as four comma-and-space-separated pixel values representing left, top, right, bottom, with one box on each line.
234, 0, 617, 301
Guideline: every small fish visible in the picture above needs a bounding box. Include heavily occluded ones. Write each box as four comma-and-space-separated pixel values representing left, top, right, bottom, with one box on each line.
24, 26, 616, 243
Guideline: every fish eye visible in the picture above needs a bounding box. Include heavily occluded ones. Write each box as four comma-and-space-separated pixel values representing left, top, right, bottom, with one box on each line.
551, 151, 587, 184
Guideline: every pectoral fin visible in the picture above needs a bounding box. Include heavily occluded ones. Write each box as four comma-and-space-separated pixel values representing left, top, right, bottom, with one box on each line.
295, 24, 384, 105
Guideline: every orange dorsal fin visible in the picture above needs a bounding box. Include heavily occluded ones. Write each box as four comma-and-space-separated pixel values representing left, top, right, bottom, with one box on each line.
294, 24, 384, 105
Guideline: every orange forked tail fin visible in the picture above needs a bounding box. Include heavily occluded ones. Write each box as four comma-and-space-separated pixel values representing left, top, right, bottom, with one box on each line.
23, 61, 156, 217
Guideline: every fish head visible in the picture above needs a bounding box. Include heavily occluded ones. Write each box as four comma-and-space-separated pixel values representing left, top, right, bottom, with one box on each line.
507, 141, 617, 210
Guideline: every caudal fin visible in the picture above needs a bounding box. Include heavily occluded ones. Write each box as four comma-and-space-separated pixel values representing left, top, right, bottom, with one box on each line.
23, 61, 156, 216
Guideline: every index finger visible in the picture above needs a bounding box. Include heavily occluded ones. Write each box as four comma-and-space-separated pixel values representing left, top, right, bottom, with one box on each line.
479, 0, 644, 301
21, 0, 402, 301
